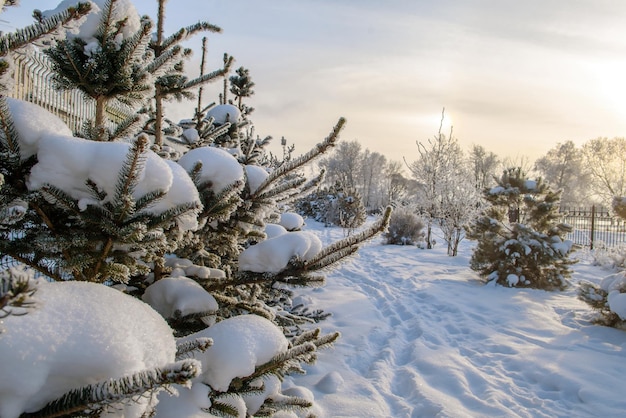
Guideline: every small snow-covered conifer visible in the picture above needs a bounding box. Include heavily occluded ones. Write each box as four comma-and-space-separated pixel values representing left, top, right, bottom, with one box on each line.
467, 167, 574, 290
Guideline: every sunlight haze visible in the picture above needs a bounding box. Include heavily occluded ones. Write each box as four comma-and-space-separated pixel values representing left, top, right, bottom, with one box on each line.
4, 0, 626, 165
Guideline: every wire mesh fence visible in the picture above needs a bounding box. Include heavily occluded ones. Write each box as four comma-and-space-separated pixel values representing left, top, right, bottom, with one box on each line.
560, 206, 626, 249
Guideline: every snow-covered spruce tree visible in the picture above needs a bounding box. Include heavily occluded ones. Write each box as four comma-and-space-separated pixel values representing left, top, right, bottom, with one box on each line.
578, 197, 626, 328
0, 4, 201, 417
44, 0, 155, 141
466, 167, 574, 290
1, 2, 392, 416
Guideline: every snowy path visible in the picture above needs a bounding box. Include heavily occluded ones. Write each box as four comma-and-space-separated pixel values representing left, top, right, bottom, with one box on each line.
290, 223, 626, 418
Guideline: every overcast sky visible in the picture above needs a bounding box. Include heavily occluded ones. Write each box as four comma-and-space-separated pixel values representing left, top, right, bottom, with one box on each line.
4, 0, 626, 165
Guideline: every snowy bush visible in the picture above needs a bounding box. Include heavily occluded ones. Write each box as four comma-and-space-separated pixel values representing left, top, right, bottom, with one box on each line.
586, 242, 626, 270
383, 206, 426, 246
467, 167, 575, 290
297, 182, 366, 229
579, 196, 626, 328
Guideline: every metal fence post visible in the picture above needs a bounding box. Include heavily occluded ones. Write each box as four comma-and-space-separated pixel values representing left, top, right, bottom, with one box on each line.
590, 205, 596, 250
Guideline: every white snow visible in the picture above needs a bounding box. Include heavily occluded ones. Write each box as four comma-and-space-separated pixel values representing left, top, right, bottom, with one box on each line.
178, 146, 244, 193
0, 281, 176, 418
154, 382, 212, 418
264, 223, 288, 238
287, 219, 626, 418
162, 160, 202, 231
279, 212, 305, 231
525, 179, 538, 190
143, 276, 218, 324
238, 231, 323, 273
6, 98, 73, 160
41, 0, 141, 51
178, 315, 289, 392
245, 164, 269, 194
205, 104, 241, 125
26, 133, 200, 224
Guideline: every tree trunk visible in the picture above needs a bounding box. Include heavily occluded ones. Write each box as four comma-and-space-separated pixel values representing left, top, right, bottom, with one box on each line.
95, 96, 107, 141
154, 84, 163, 147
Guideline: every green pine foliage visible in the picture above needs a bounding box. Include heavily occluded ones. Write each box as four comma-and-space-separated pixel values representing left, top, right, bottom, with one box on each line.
467, 167, 574, 290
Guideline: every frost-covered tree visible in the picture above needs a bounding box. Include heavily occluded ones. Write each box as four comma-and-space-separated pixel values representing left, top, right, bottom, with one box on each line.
534, 140, 592, 207
468, 144, 500, 190
467, 167, 575, 290
0, 1, 392, 416
578, 196, 626, 328
581, 137, 626, 208
439, 168, 484, 256
407, 112, 464, 249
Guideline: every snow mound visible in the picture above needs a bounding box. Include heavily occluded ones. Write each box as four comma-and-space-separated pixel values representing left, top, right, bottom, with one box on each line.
205, 104, 241, 125
279, 212, 304, 231
245, 164, 269, 194
28, 134, 170, 202
143, 276, 218, 324
154, 382, 212, 418
0, 281, 176, 418
315, 371, 344, 394
178, 146, 244, 193
179, 315, 289, 392
238, 231, 323, 273
42, 0, 141, 51
162, 160, 202, 231
7, 98, 73, 160
265, 223, 288, 238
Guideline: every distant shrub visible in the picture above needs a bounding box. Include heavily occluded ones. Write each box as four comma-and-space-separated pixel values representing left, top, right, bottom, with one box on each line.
296, 182, 366, 229
383, 207, 425, 246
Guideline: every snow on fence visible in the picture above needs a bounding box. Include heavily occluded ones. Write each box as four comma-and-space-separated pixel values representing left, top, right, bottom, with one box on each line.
560, 206, 626, 249
9, 50, 129, 133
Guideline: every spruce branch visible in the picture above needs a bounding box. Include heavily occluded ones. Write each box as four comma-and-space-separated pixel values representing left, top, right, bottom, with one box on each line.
111, 113, 145, 141
175, 337, 213, 360
0, 2, 91, 56
114, 135, 149, 220
256, 176, 307, 201
20, 360, 200, 418
0, 95, 20, 162
252, 118, 346, 198
181, 66, 233, 92
146, 44, 183, 75
305, 206, 392, 271
0, 269, 37, 319
160, 22, 222, 51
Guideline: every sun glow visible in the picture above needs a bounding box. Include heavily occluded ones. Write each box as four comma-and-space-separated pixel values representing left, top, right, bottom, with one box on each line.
589, 60, 626, 119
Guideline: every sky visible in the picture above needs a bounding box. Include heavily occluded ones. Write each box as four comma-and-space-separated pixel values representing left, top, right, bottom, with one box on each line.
3, 0, 626, 165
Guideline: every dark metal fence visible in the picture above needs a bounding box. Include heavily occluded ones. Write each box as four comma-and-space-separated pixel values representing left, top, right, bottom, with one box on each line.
560, 206, 626, 249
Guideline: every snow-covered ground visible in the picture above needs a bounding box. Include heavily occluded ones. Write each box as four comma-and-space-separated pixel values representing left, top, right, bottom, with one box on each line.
289, 220, 626, 418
